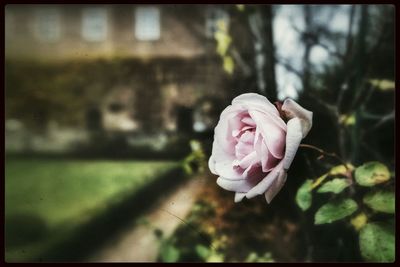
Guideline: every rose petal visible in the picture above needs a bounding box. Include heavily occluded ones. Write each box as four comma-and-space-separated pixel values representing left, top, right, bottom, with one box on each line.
260, 140, 269, 171
232, 93, 280, 117
239, 130, 255, 143
282, 98, 313, 138
253, 132, 278, 173
216, 177, 256, 192
261, 144, 280, 172
238, 151, 259, 169
241, 116, 256, 126
254, 125, 261, 148
214, 160, 243, 180
232, 129, 241, 137
242, 164, 264, 181
283, 117, 303, 170
249, 110, 286, 159
233, 126, 253, 138
264, 170, 287, 203
248, 107, 287, 131
209, 139, 230, 175
209, 139, 235, 164
208, 154, 217, 174
215, 106, 246, 154
235, 139, 254, 159
234, 192, 246, 203
245, 161, 283, 199
219, 103, 245, 120
227, 114, 246, 137
214, 124, 236, 155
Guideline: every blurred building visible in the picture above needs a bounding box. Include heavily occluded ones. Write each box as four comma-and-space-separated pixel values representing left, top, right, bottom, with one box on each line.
5, 4, 232, 153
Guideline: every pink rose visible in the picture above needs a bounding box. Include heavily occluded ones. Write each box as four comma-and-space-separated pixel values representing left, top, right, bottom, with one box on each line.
208, 93, 313, 203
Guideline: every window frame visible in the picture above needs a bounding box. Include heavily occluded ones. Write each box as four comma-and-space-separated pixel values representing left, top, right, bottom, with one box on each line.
134, 6, 161, 41
34, 7, 62, 43
81, 7, 108, 42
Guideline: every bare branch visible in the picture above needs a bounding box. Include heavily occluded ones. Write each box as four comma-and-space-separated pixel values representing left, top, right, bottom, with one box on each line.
288, 15, 303, 35
299, 144, 351, 173
361, 141, 386, 162
345, 5, 356, 59
304, 90, 337, 116
276, 57, 303, 78
360, 110, 387, 120
370, 111, 395, 130
230, 47, 252, 77
315, 43, 345, 61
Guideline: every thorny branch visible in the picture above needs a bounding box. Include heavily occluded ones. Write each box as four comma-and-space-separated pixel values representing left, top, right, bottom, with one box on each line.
299, 144, 351, 173
161, 208, 216, 250
368, 111, 395, 131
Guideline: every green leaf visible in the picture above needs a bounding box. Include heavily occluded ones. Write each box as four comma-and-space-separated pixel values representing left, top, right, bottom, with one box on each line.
206, 253, 224, 262
296, 179, 313, 211
160, 243, 180, 262
339, 113, 356, 126
359, 221, 395, 262
245, 252, 274, 262
314, 199, 358, 225
351, 212, 368, 231
311, 174, 328, 189
215, 31, 231, 56
329, 164, 354, 176
355, 162, 390, 187
195, 244, 211, 260
369, 79, 395, 91
216, 19, 228, 32
223, 56, 234, 75
363, 190, 395, 214
135, 216, 150, 226
236, 4, 245, 11
245, 252, 258, 262
317, 178, 351, 194
182, 162, 193, 175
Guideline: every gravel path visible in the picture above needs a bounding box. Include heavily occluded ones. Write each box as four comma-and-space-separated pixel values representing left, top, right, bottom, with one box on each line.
87, 176, 206, 262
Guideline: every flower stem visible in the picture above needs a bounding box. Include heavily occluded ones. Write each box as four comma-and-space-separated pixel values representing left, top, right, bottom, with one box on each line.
299, 144, 350, 172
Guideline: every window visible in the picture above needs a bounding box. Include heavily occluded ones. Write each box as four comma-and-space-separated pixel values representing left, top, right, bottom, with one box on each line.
34, 8, 61, 42
82, 7, 108, 42
134, 6, 160, 41
205, 7, 230, 39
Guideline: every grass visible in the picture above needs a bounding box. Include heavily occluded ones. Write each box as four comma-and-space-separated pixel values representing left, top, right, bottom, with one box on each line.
5, 158, 179, 262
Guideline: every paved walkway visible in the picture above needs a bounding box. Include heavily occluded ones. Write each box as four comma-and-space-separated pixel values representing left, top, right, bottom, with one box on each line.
87, 176, 206, 262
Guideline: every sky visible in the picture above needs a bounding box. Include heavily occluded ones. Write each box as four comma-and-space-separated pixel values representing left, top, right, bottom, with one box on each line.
273, 5, 354, 100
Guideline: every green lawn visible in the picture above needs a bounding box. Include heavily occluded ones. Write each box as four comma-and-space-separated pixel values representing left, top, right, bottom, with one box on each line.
5, 158, 179, 262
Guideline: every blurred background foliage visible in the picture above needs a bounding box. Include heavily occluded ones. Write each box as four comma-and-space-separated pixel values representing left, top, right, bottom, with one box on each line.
5, 4, 394, 262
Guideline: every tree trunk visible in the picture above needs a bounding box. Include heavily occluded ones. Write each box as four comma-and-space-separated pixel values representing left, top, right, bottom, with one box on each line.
351, 5, 369, 164
248, 5, 277, 100
302, 5, 312, 91
261, 5, 277, 100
